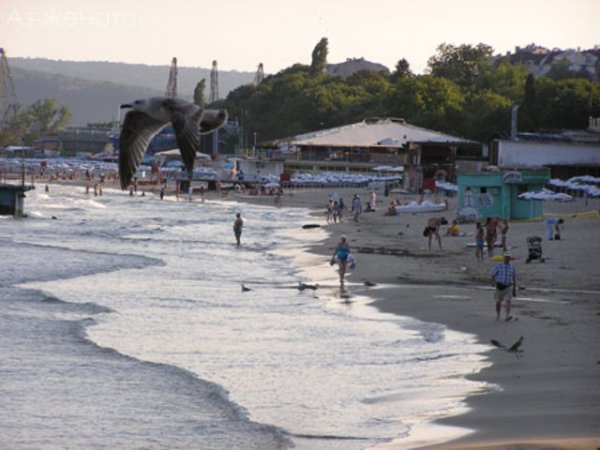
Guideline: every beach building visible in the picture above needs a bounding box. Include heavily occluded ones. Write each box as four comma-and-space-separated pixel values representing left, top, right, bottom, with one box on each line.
267, 117, 483, 192
490, 117, 600, 179
457, 169, 551, 220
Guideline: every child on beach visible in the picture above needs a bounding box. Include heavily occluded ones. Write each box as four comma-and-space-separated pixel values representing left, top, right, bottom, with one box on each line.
500, 219, 510, 252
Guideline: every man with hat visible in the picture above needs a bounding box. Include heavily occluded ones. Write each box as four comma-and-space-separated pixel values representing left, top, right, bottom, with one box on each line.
490, 251, 517, 321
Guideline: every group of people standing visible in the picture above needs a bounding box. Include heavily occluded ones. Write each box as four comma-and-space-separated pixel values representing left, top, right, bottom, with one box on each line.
475, 217, 510, 263
326, 193, 369, 224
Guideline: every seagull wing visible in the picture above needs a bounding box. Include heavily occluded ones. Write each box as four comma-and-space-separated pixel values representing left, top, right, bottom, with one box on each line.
199, 109, 228, 134
119, 111, 168, 189
490, 339, 505, 349
170, 103, 204, 173
508, 337, 524, 352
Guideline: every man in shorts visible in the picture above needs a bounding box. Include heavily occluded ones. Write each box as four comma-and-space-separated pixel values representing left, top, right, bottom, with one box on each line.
490, 251, 517, 321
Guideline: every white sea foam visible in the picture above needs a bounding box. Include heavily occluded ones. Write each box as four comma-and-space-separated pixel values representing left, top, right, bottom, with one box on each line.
4, 183, 493, 449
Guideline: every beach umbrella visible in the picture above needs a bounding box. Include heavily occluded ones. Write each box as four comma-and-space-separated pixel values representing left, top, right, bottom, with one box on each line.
518, 188, 573, 202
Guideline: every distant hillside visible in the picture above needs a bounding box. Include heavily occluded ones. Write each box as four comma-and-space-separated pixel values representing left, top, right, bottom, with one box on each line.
10, 57, 254, 101
12, 68, 163, 126
9, 58, 256, 126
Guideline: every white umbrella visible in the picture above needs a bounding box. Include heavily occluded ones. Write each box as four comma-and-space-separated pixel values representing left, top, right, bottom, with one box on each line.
518, 188, 573, 202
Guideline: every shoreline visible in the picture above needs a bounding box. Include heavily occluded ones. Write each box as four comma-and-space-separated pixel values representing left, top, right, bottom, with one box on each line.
29, 181, 600, 448
222, 186, 600, 449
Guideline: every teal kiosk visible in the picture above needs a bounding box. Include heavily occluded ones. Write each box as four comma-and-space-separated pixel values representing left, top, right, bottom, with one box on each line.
457, 169, 550, 220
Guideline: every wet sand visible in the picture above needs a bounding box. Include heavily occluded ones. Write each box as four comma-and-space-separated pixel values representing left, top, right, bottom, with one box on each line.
230, 186, 600, 449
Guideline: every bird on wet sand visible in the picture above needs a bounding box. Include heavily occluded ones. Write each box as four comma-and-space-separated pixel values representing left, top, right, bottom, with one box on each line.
118, 97, 227, 189
490, 336, 524, 357
363, 280, 377, 288
297, 282, 319, 291
241, 284, 251, 292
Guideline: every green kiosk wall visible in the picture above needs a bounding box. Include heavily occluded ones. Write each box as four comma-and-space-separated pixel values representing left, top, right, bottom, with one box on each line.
457, 170, 550, 220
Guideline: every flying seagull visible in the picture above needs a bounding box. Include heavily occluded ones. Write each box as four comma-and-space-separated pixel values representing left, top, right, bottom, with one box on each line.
490, 339, 505, 349
118, 97, 228, 189
507, 336, 524, 353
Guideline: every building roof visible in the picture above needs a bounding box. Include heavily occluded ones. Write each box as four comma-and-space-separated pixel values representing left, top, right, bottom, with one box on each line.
280, 118, 477, 148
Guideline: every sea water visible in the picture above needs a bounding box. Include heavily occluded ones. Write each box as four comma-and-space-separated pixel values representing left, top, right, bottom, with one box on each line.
0, 184, 492, 450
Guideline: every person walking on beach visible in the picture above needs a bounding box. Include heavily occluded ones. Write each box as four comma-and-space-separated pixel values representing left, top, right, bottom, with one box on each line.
425, 216, 448, 251
331, 235, 351, 290
475, 222, 484, 264
484, 217, 496, 257
544, 217, 564, 240
351, 194, 362, 222
233, 213, 244, 247
491, 251, 517, 321
500, 219, 510, 252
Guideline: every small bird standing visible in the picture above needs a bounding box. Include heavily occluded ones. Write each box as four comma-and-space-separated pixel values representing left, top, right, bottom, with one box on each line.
241, 284, 251, 292
297, 282, 319, 291
118, 97, 227, 189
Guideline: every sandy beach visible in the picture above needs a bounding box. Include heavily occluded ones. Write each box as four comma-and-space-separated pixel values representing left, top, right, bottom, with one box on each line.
222, 185, 600, 450
17, 178, 600, 448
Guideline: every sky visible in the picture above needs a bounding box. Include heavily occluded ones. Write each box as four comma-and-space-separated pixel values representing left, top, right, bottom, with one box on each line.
1, 0, 599, 75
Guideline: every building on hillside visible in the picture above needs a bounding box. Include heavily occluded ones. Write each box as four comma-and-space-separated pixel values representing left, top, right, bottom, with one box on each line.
490, 118, 600, 179
267, 117, 483, 192
457, 169, 551, 220
326, 58, 390, 77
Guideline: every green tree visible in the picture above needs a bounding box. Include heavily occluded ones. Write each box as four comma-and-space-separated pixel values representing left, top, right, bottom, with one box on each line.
462, 91, 512, 141
23, 98, 71, 136
310, 37, 329, 76
391, 58, 413, 81
386, 75, 465, 133
427, 43, 494, 88
534, 77, 600, 130
194, 79, 206, 107
519, 74, 538, 131
476, 61, 527, 100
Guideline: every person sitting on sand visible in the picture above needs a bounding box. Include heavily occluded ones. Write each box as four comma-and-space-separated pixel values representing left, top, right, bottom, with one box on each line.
445, 220, 461, 236
491, 251, 517, 321
385, 201, 398, 216
425, 216, 448, 251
